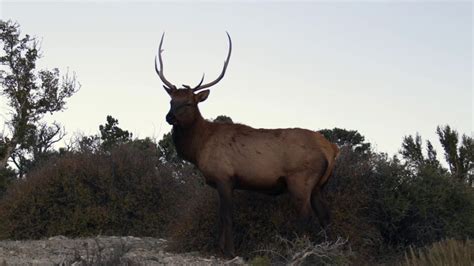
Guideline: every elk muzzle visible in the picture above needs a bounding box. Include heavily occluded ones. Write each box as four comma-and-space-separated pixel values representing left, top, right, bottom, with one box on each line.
166, 111, 177, 125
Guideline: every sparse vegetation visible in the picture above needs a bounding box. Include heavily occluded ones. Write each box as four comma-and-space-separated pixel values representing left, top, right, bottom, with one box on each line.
255, 235, 353, 265
0, 20, 472, 265
0, 140, 174, 239
71, 238, 132, 266
0, 124, 472, 264
402, 239, 473, 266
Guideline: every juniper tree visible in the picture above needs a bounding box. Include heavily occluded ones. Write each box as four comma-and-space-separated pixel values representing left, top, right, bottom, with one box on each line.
437, 125, 473, 184
0, 20, 79, 176
99, 115, 132, 150
319, 128, 371, 155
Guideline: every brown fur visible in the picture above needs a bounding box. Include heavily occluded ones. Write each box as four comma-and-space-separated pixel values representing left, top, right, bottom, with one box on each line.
155, 33, 339, 256
164, 89, 339, 257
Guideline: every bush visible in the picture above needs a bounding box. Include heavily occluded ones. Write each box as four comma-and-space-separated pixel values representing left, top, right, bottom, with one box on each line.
0, 140, 180, 239
167, 146, 474, 262
0, 167, 15, 199
167, 147, 381, 260
168, 185, 293, 254
324, 147, 384, 259
371, 159, 474, 247
0, 127, 472, 264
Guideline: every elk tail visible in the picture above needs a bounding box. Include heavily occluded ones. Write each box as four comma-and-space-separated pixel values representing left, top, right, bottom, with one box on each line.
317, 143, 339, 189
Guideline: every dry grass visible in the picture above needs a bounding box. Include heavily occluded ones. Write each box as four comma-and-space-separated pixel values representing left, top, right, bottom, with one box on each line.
402, 239, 473, 266
253, 235, 353, 265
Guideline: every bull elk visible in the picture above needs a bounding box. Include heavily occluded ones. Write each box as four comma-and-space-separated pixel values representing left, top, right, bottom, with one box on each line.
154, 32, 339, 257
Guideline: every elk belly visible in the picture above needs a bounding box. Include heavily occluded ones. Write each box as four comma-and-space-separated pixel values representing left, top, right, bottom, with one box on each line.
229, 149, 287, 190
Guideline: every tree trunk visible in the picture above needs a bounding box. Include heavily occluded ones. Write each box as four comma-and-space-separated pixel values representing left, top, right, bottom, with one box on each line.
0, 143, 15, 170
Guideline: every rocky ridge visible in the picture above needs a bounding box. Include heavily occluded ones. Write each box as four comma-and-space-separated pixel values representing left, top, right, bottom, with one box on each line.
0, 236, 246, 265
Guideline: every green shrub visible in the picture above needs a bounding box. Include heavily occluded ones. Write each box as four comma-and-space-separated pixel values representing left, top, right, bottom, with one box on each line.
324, 148, 384, 259
371, 160, 474, 247
168, 146, 474, 262
167, 147, 381, 260
0, 128, 472, 265
0, 140, 180, 239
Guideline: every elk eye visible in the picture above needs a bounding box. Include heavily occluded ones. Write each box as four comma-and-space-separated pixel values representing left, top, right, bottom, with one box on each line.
175, 103, 192, 113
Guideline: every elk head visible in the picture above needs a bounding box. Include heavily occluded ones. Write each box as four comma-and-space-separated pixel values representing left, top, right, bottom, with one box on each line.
155, 32, 232, 128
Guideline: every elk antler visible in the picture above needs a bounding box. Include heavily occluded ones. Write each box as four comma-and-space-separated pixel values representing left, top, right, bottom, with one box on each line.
191, 32, 232, 92
155, 32, 177, 93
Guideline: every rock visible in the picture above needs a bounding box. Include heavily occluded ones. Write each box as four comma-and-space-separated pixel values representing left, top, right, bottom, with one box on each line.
0, 236, 247, 265
162, 257, 173, 264
226, 256, 245, 265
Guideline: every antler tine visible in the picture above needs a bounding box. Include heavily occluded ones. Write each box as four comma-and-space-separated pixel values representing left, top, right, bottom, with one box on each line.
155, 32, 176, 92
192, 32, 232, 92
192, 73, 205, 90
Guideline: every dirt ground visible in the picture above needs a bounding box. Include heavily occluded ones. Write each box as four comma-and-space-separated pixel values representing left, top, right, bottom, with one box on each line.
0, 235, 245, 265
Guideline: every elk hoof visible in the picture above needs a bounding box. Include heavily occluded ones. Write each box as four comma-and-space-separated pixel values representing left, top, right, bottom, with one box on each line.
220, 245, 235, 258
225, 250, 236, 258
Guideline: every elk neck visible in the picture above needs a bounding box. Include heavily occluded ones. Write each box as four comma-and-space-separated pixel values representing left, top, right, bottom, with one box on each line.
171, 111, 212, 165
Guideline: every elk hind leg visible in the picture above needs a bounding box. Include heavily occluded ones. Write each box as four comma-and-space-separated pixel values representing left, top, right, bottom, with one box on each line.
311, 155, 335, 229
311, 187, 330, 228
286, 175, 314, 231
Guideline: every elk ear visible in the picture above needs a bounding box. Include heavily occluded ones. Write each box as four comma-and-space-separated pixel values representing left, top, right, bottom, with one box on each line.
195, 90, 210, 103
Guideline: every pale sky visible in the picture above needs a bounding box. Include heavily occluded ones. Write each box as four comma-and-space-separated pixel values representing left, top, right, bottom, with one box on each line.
0, 1, 472, 158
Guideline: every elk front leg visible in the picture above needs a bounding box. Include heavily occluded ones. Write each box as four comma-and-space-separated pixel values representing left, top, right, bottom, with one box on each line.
216, 181, 235, 257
